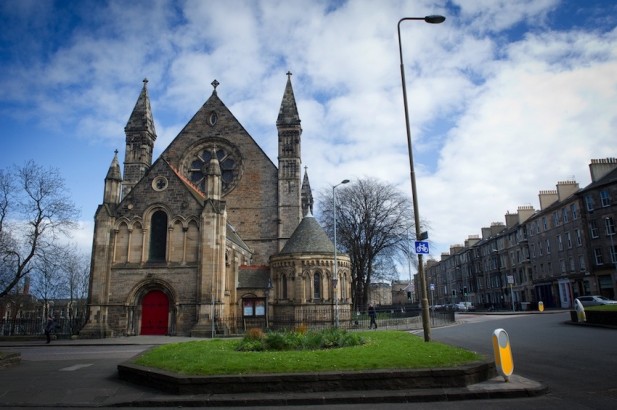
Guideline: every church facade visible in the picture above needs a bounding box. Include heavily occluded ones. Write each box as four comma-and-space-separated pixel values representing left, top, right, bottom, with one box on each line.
80, 75, 351, 338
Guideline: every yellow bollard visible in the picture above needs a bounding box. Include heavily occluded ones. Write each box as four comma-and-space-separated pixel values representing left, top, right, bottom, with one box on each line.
492, 328, 514, 382
538, 301, 544, 312
575, 299, 586, 322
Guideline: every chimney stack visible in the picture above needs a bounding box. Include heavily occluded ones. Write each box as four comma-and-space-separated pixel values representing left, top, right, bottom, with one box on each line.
589, 158, 617, 182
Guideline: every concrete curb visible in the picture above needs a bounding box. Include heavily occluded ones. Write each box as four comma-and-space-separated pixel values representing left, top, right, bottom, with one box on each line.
108, 375, 548, 407
113, 356, 549, 407
118, 360, 497, 395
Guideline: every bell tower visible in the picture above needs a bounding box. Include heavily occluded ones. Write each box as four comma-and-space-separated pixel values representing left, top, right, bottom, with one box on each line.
276, 72, 303, 250
122, 78, 157, 198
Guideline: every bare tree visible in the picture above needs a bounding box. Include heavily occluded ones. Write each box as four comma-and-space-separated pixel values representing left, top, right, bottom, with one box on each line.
0, 161, 80, 297
318, 178, 414, 312
61, 245, 90, 327
30, 248, 67, 317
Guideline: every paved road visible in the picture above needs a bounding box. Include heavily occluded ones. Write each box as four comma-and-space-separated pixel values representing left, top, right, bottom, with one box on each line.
430, 311, 617, 409
1, 312, 613, 409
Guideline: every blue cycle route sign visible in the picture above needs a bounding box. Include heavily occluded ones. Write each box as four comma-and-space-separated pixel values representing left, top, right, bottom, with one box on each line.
415, 241, 430, 254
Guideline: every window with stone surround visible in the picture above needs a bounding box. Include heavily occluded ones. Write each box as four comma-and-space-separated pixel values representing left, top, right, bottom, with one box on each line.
149, 210, 167, 261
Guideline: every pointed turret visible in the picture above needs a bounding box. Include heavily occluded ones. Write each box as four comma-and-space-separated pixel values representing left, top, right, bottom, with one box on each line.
277, 72, 303, 251
103, 150, 122, 205
301, 166, 313, 217
122, 78, 157, 199
277, 73, 301, 126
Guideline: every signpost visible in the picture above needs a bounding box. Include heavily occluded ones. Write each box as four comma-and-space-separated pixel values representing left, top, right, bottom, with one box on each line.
415, 241, 429, 254
507, 275, 514, 311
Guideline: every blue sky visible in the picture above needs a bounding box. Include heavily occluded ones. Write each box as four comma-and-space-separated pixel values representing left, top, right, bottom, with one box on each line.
1, 0, 616, 270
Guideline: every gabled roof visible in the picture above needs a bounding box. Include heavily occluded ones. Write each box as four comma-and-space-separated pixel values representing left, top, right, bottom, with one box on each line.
160, 83, 277, 170
166, 160, 206, 202
279, 214, 335, 255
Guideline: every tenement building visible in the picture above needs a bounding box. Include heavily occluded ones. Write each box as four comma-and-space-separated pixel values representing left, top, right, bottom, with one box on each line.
80, 75, 351, 337
422, 158, 616, 310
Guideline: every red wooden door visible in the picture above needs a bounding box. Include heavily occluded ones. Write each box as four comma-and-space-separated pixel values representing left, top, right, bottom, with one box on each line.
140, 290, 168, 335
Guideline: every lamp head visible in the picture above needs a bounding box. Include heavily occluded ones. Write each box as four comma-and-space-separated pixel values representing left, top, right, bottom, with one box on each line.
425, 15, 446, 24
341, 179, 350, 184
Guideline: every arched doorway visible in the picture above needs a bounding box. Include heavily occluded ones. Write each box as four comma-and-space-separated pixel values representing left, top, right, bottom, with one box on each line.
140, 290, 169, 335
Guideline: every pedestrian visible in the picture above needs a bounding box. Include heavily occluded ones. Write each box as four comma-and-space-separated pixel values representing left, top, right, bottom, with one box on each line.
368, 305, 377, 329
44, 316, 54, 344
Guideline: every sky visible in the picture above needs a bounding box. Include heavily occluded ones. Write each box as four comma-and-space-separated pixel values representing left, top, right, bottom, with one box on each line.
1, 0, 616, 273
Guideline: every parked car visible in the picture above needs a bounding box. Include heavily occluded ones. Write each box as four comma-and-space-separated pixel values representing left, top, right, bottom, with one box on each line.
453, 303, 467, 311
575, 295, 617, 307
454, 302, 475, 312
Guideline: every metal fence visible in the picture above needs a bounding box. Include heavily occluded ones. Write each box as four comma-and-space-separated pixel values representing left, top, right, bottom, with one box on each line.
0, 317, 87, 338
0, 310, 455, 338
213, 309, 455, 337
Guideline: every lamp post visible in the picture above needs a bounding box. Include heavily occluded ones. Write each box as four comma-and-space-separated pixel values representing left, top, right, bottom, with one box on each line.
607, 217, 617, 279
398, 15, 445, 342
493, 248, 503, 309
265, 278, 273, 329
333, 179, 350, 328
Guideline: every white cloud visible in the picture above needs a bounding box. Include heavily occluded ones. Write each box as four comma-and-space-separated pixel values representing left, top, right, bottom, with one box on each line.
1, 0, 616, 265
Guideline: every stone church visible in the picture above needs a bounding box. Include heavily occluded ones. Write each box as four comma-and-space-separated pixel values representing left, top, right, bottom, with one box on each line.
80, 74, 351, 337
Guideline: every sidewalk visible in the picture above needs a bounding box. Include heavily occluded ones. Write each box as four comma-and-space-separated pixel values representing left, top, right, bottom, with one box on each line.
0, 335, 548, 407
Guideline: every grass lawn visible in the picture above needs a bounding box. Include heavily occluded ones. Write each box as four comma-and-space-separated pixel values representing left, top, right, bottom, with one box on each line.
134, 330, 483, 376
586, 304, 617, 311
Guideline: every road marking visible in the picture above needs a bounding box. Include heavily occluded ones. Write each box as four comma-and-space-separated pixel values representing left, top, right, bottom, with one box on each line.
60, 363, 94, 371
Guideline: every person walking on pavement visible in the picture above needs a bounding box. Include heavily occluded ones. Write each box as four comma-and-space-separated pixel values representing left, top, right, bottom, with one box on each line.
368, 305, 377, 329
44, 316, 54, 344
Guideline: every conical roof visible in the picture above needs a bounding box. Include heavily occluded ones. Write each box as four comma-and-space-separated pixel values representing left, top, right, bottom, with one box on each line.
125, 78, 156, 136
105, 151, 122, 181
279, 213, 335, 255
301, 167, 313, 216
276, 72, 301, 126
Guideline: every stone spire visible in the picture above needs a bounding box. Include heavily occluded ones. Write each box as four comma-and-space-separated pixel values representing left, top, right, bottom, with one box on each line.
277, 72, 301, 126
301, 166, 313, 216
276, 72, 303, 251
122, 78, 157, 198
103, 150, 122, 205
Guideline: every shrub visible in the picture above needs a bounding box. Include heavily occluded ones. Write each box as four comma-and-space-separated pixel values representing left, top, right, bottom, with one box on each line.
246, 327, 265, 340
265, 332, 292, 350
236, 328, 365, 352
294, 323, 308, 334
235, 338, 266, 352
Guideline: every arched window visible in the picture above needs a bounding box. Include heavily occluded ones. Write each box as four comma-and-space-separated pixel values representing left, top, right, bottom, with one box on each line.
149, 210, 168, 261
282, 275, 288, 299
313, 271, 321, 300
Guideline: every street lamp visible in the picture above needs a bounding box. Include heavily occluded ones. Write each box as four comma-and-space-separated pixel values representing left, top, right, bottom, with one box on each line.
265, 277, 273, 329
493, 248, 503, 309
398, 15, 445, 342
333, 179, 350, 328
607, 217, 617, 276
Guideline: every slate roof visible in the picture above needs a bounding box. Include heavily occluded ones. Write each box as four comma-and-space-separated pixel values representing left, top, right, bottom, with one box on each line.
227, 224, 251, 253
238, 265, 270, 289
279, 214, 335, 255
